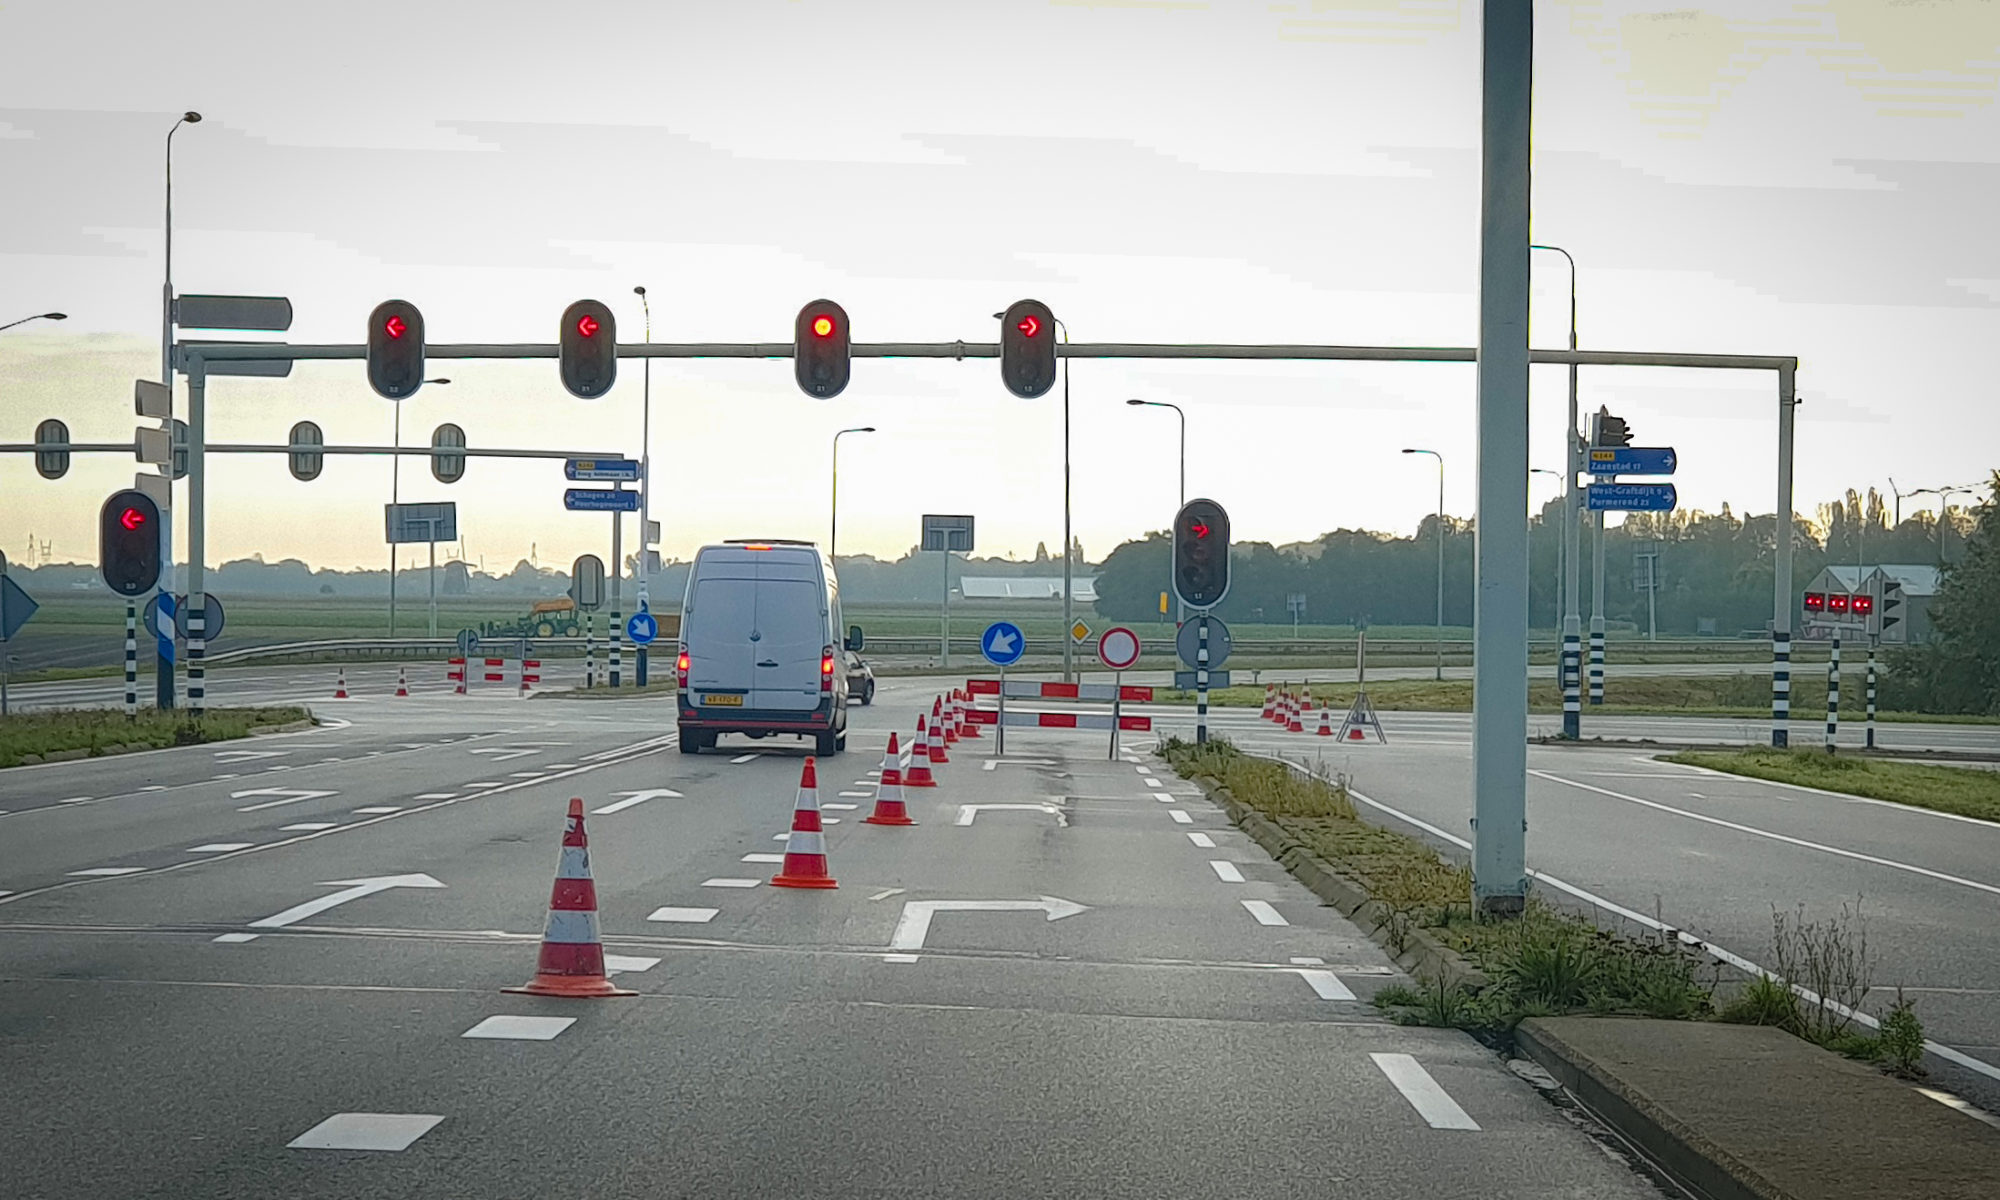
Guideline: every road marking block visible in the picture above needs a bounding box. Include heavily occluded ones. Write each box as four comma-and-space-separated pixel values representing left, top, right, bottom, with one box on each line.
824, 802, 859, 810
1187, 832, 1216, 848
741, 853, 785, 864
648, 906, 720, 923
593, 789, 682, 815
508, 771, 544, 778
280, 822, 339, 831
1241, 899, 1287, 926
212, 933, 259, 944
462, 1015, 576, 1040
233, 787, 338, 813
702, 877, 761, 888
463, 782, 507, 789
251, 874, 445, 929
353, 806, 403, 814
288, 1113, 444, 1152
1170, 811, 1194, 825
604, 954, 661, 975
773, 833, 789, 840
68, 867, 145, 876
1209, 861, 1245, 883
188, 843, 254, 853
869, 888, 907, 901
883, 954, 921, 964
955, 803, 1062, 827
1152, 791, 1176, 803
140, 785, 167, 792
1290, 956, 1325, 965
413, 793, 458, 801
837, 791, 872, 798
730, 754, 760, 764
1370, 1053, 1480, 1130
888, 896, 1087, 952
1297, 969, 1357, 1000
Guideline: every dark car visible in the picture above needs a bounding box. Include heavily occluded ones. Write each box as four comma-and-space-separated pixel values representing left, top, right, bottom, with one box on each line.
845, 651, 875, 705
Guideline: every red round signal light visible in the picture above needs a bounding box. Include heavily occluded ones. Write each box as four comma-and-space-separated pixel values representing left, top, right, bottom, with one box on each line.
577, 314, 600, 338
812, 315, 835, 338
120, 507, 147, 531
1016, 315, 1041, 338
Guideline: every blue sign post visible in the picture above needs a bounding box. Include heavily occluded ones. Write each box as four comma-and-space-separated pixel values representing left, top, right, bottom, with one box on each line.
981, 621, 1026, 667
626, 609, 659, 645
565, 458, 641, 482
1587, 447, 1677, 476
564, 488, 642, 512
1586, 483, 1678, 512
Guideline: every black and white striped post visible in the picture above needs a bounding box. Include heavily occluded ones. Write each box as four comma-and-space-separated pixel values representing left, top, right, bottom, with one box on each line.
186, 602, 206, 715
1588, 625, 1605, 705
1772, 630, 1791, 747
1865, 643, 1877, 750
123, 600, 138, 717
1825, 635, 1840, 754
585, 613, 595, 689
1561, 634, 1581, 737
1195, 613, 1210, 745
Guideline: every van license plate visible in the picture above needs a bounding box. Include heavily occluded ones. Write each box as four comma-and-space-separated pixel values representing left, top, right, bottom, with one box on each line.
704, 694, 743, 707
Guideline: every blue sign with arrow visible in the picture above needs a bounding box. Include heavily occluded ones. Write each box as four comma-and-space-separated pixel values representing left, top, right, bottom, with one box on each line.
981, 621, 1026, 667
625, 609, 659, 645
1587, 447, 1677, 476
565, 458, 641, 482
1587, 483, 1678, 512
564, 488, 641, 512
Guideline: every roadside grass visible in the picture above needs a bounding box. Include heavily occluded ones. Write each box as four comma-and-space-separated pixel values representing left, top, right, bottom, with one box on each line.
1667, 748, 2000, 823
0, 706, 312, 768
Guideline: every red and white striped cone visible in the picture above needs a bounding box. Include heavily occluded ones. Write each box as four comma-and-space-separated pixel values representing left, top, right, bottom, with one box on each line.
1260, 685, 1277, 722
1286, 697, 1305, 733
938, 694, 960, 746
1347, 722, 1367, 741
395, 666, 409, 698
957, 687, 982, 738
905, 716, 938, 788
1316, 705, 1334, 737
333, 667, 349, 700
772, 758, 839, 888
928, 698, 952, 762
505, 797, 636, 998
1302, 686, 1314, 714
863, 733, 916, 826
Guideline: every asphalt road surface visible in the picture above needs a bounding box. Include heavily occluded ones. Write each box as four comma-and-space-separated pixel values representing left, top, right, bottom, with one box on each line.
0, 678, 1669, 1199
1191, 705, 2000, 1120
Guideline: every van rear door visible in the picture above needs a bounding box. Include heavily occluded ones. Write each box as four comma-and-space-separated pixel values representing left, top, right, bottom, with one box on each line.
686, 569, 757, 702
750, 554, 827, 713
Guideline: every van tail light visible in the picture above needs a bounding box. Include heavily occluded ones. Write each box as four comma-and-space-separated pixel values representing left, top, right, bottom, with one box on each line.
676, 647, 690, 689
821, 646, 836, 693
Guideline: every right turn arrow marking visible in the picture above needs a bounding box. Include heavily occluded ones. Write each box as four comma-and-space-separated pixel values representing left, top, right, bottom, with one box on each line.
887, 896, 1088, 953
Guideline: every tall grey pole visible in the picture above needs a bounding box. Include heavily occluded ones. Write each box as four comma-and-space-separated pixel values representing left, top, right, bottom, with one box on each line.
830, 426, 874, 561
939, 548, 951, 669
1058, 320, 1074, 683
610, 499, 623, 688
158, 113, 198, 711
1434, 459, 1445, 681
635, 286, 652, 687
428, 539, 438, 638
388, 399, 400, 636
1772, 364, 1797, 747
1590, 505, 1605, 704
1532, 243, 1581, 739
185, 358, 208, 716
1470, 0, 1532, 917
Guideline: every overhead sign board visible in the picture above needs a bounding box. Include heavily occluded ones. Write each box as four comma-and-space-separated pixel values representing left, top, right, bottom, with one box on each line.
570, 554, 606, 611
1587, 447, 1678, 476
174, 294, 294, 332
385, 501, 458, 544
134, 378, 172, 419
981, 621, 1026, 667
177, 339, 294, 378
920, 513, 975, 553
564, 488, 640, 513
1586, 483, 1678, 513
565, 458, 641, 482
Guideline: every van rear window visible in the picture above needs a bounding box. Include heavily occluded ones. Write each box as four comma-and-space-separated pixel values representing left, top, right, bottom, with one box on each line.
690, 578, 755, 642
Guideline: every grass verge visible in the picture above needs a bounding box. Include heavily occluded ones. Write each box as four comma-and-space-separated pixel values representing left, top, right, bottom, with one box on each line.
0, 706, 312, 768
1666, 748, 2000, 823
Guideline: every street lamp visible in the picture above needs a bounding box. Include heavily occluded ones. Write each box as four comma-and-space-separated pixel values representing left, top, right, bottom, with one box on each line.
1403, 448, 1445, 681
1530, 243, 1583, 735
634, 285, 654, 685
1127, 398, 1186, 622
388, 376, 451, 636
998, 309, 1075, 681
1936, 484, 1978, 565
0, 312, 66, 333
158, 110, 200, 710
830, 426, 876, 562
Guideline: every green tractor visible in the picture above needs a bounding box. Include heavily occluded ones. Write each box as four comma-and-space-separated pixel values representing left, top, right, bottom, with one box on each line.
484, 596, 582, 640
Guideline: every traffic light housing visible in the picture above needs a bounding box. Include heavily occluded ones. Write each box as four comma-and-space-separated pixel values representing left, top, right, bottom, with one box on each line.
366, 300, 425, 399
1850, 594, 1874, 618
1594, 407, 1632, 447
999, 299, 1057, 398
1827, 593, 1850, 615
100, 490, 162, 597
1803, 591, 1825, 614
1878, 580, 1904, 637
794, 300, 850, 398
560, 299, 618, 398
1172, 497, 1231, 609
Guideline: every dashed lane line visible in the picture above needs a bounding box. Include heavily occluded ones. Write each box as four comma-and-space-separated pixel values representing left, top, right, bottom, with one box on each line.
1208, 861, 1245, 883
1240, 899, 1287, 926
1187, 832, 1216, 848
729, 754, 761, 764
1297, 969, 1358, 1001
1371, 1053, 1480, 1130
1169, 810, 1194, 825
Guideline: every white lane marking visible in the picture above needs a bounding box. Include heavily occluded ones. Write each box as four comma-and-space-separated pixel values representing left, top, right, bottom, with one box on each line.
280, 822, 339, 832
1209, 860, 1246, 883
1241, 899, 1287, 926
546, 763, 578, 770
1152, 791, 1176, 803
467, 747, 541, 762
139, 785, 168, 792
233, 787, 338, 813
603, 954, 661, 975
730, 754, 760, 764
215, 749, 293, 763
702, 878, 761, 888
0, 891, 11, 899
1290, 956, 1325, 965
413, 793, 457, 801
1170, 810, 1195, 825
647, 906, 719, 923
212, 932, 260, 944
507, 771, 544, 779
955, 803, 1062, 826
982, 761, 997, 771
188, 843, 254, 853
59, 796, 92, 804
1689, 792, 1706, 799
822, 817, 841, 824
462, 782, 507, 788
352, 806, 403, 815
287, 1112, 444, 1152
1370, 1053, 1480, 1130
593, 789, 682, 815
773, 833, 789, 840
462, 1015, 575, 1040
824, 802, 860, 811
68, 867, 146, 877
740, 853, 785, 864
888, 896, 1088, 951
883, 954, 921, 964
837, 791, 872, 798
868, 888, 907, 901
213, 774, 238, 780
1530, 770, 2000, 899
1187, 831, 1216, 848
1134, 765, 1152, 774
249, 874, 446, 929
1298, 969, 1357, 1001
1916, 1087, 2000, 1131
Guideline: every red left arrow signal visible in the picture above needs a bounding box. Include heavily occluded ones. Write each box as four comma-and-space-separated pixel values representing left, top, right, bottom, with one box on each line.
384, 315, 407, 339
120, 507, 147, 531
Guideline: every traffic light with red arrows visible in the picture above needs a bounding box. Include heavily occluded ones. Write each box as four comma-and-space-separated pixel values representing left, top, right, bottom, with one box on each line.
999, 299, 1057, 398
560, 299, 617, 398
100, 490, 162, 596
1172, 498, 1231, 609
367, 300, 426, 399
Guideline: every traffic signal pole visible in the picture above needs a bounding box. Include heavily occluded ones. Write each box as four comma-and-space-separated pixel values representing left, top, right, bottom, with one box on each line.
185, 359, 209, 715
1772, 363, 1798, 748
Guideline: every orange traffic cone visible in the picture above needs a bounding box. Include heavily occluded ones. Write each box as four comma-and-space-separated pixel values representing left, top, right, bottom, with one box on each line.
929, 698, 952, 762
506, 798, 636, 998
333, 667, 349, 700
1316, 706, 1333, 736
864, 733, 916, 826
957, 688, 982, 738
1287, 698, 1305, 734
1347, 724, 1366, 741
905, 716, 938, 788
395, 666, 409, 698
772, 758, 838, 888
938, 695, 959, 746
1260, 685, 1276, 722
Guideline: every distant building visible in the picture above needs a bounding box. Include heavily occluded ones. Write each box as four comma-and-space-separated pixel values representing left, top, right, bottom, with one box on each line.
1800, 564, 1938, 644
958, 576, 1098, 602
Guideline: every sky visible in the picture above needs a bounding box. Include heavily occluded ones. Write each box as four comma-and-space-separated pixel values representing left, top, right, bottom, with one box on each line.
3, 0, 1998, 575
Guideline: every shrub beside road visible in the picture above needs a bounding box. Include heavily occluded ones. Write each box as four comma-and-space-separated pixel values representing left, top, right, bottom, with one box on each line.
1667, 747, 2000, 822
0, 706, 312, 768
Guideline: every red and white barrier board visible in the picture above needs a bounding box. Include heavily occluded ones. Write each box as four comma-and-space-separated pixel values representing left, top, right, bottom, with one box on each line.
963, 708, 1151, 732
965, 679, 1152, 703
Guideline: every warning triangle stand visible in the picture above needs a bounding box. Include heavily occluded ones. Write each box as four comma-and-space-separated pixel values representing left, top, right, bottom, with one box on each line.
1336, 690, 1387, 743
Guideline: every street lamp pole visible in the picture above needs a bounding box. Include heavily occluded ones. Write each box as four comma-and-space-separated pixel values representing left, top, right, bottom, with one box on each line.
159, 110, 200, 710
1127, 398, 1186, 622
633, 286, 653, 685
0, 313, 66, 334
1403, 448, 1445, 681
387, 377, 450, 637
830, 426, 876, 562
1531, 243, 1582, 737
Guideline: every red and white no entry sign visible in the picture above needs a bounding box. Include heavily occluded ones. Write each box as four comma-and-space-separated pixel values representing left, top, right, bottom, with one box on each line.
1098, 626, 1142, 671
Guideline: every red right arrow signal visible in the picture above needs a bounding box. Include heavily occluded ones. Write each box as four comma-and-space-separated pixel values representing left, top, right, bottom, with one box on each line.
1190, 522, 1210, 538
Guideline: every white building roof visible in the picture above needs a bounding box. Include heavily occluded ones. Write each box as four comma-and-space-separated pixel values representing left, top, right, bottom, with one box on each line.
959, 576, 1098, 601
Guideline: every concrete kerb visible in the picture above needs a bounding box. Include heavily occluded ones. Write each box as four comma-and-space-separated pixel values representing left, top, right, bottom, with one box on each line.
1195, 778, 1489, 994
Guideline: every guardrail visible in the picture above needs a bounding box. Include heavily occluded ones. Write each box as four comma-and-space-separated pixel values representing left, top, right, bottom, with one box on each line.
204, 636, 600, 666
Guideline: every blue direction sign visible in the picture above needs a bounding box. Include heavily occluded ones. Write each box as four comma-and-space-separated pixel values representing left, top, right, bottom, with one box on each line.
564, 488, 641, 512
565, 458, 641, 482
626, 609, 659, 645
0, 573, 39, 641
1587, 483, 1678, 512
1587, 447, 1677, 476
981, 621, 1026, 667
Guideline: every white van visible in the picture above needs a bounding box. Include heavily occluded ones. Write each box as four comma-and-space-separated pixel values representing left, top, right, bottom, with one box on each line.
675, 540, 862, 756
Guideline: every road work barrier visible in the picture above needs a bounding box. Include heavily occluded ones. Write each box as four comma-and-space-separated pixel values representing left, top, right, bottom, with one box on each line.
963, 678, 1153, 758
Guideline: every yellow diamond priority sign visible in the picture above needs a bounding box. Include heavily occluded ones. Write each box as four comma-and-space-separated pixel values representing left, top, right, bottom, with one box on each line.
1070, 620, 1092, 643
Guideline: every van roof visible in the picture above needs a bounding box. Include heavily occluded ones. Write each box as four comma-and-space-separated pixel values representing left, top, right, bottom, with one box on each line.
721, 539, 817, 547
